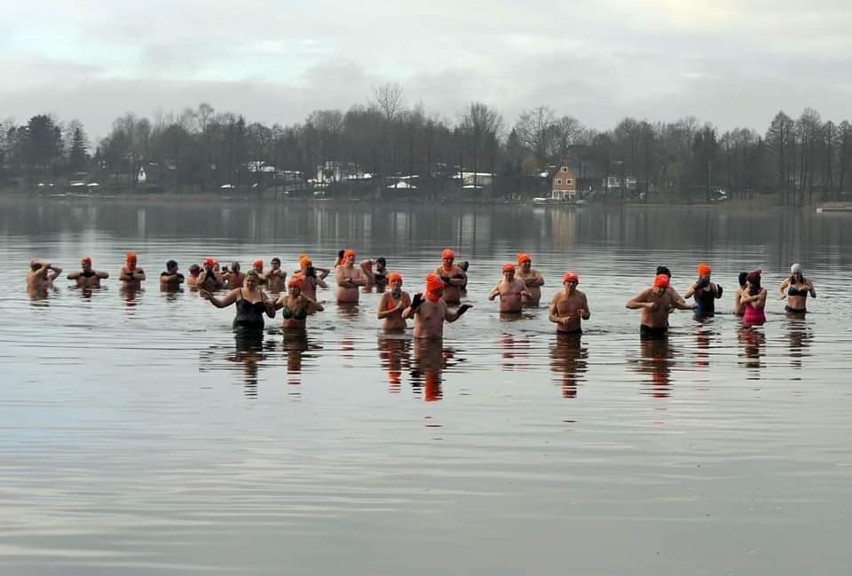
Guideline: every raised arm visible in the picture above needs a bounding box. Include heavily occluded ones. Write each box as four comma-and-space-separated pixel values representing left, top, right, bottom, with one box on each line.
445, 302, 472, 323
200, 288, 239, 308
682, 282, 697, 299
487, 281, 502, 300
402, 292, 423, 319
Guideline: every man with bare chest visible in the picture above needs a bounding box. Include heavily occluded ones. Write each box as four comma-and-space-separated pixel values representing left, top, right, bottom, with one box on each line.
335, 249, 367, 304
626, 274, 695, 339
548, 272, 590, 334
488, 263, 530, 314
515, 253, 544, 306
435, 249, 467, 305
403, 273, 471, 339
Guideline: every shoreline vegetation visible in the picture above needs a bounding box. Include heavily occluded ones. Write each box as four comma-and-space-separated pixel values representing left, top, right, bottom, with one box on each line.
2, 92, 851, 207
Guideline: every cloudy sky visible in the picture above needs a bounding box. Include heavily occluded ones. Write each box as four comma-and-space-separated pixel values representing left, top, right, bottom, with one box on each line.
1, 0, 850, 139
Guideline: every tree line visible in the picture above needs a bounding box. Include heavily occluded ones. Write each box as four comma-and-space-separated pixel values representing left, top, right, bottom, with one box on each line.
2, 84, 851, 204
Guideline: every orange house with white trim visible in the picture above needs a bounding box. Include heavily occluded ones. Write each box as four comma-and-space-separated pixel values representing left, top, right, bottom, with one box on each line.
551, 166, 577, 201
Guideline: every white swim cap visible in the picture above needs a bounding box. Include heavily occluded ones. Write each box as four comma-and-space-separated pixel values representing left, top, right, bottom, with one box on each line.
790, 263, 803, 274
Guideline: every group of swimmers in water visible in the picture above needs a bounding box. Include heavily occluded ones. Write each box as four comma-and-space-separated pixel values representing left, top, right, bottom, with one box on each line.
26, 250, 817, 342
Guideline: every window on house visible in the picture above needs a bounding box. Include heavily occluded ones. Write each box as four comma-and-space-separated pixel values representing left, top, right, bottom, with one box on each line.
556, 179, 562, 185
566, 179, 573, 184
561, 167, 567, 172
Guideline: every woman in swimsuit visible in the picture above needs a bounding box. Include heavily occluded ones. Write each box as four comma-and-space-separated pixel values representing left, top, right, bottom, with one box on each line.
274, 275, 324, 330
377, 272, 411, 332
778, 263, 816, 313
739, 269, 767, 326
199, 270, 275, 331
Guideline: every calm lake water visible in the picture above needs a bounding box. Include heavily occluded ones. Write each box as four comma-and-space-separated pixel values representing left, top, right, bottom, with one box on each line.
1, 196, 851, 575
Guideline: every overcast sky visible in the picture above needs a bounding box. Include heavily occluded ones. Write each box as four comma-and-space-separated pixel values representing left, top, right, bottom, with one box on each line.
1, 0, 850, 140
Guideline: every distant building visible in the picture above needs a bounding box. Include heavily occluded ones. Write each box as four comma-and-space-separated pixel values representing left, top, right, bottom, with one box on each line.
551, 166, 578, 201
453, 171, 494, 187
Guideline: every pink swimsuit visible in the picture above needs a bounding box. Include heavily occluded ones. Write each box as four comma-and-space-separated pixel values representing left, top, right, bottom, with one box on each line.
743, 288, 766, 326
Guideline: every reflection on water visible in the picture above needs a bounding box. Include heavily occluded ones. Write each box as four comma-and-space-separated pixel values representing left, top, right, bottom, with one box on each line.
785, 317, 813, 370
635, 338, 675, 398
378, 336, 411, 392
549, 333, 588, 399
3, 198, 852, 576
737, 325, 766, 377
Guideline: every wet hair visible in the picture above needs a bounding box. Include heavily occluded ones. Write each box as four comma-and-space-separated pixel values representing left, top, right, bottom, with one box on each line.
656, 266, 672, 278
738, 272, 748, 287
245, 270, 260, 280
376, 256, 386, 264
166, 259, 178, 270
231, 261, 240, 272
271, 257, 281, 265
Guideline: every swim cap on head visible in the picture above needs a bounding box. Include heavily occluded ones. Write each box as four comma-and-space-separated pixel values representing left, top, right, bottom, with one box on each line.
343, 249, 356, 261
501, 262, 515, 274
252, 259, 263, 270
388, 272, 403, 284
125, 251, 137, 263
746, 269, 762, 284
563, 272, 579, 284
441, 249, 455, 260
656, 266, 672, 278
697, 263, 711, 276
517, 252, 531, 265
203, 257, 216, 268
298, 255, 312, 269
81, 256, 92, 266
425, 273, 444, 293
287, 274, 303, 289
790, 263, 803, 274
376, 256, 386, 265
653, 274, 670, 288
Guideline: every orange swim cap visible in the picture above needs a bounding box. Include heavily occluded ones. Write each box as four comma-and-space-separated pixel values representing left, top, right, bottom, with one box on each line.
343, 249, 356, 262
441, 248, 455, 260
517, 252, 531, 265
203, 257, 216, 268
697, 263, 711, 276
563, 271, 579, 284
298, 255, 312, 269
653, 273, 670, 288
388, 272, 403, 284
425, 273, 444, 294
125, 251, 137, 263
81, 256, 92, 266
502, 262, 515, 274
252, 259, 263, 270
287, 274, 304, 289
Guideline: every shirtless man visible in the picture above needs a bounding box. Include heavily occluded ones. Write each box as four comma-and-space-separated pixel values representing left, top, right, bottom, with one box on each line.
186, 264, 202, 290
67, 257, 109, 288
548, 272, 590, 335
27, 259, 63, 290
435, 249, 467, 305
198, 258, 224, 291
656, 265, 688, 308
626, 273, 695, 340
335, 249, 367, 304
223, 261, 245, 289
118, 252, 146, 286
377, 272, 411, 332
403, 273, 472, 339
515, 253, 544, 306
159, 260, 185, 290
488, 263, 531, 314
265, 257, 287, 293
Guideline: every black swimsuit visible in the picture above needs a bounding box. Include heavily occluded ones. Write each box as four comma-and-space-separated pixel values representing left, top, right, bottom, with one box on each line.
233, 290, 267, 330
788, 286, 809, 297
